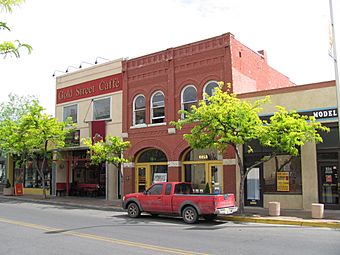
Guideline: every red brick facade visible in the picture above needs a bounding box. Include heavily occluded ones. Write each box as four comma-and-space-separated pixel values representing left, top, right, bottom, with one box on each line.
121, 33, 295, 195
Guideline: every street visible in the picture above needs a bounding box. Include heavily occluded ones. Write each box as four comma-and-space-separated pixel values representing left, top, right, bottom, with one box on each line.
0, 198, 339, 255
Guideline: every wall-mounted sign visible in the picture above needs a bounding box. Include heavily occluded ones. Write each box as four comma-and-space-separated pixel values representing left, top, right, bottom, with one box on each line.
56, 73, 122, 104
153, 173, 167, 183
261, 107, 338, 122
277, 172, 290, 192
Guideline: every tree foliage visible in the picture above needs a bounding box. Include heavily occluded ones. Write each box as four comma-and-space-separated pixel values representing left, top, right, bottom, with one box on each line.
172, 82, 329, 213
0, 0, 32, 58
82, 135, 130, 169
0, 98, 74, 197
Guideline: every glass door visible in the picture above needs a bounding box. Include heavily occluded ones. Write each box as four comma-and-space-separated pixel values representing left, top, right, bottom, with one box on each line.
209, 164, 223, 194
319, 163, 339, 208
245, 167, 263, 207
135, 165, 149, 193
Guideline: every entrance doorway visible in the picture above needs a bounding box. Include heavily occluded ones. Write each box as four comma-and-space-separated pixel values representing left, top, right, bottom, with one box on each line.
318, 162, 339, 209
135, 149, 168, 193
245, 167, 263, 206
182, 149, 223, 194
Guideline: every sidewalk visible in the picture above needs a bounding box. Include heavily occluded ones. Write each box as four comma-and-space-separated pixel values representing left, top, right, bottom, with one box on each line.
1, 194, 340, 228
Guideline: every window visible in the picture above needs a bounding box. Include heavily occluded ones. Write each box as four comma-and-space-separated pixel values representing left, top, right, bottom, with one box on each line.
147, 184, 163, 195
151, 91, 165, 124
203, 81, 219, 102
63, 104, 78, 123
138, 149, 167, 163
133, 95, 146, 125
181, 85, 197, 118
244, 140, 302, 194
165, 184, 172, 195
262, 155, 302, 194
93, 97, 111, 120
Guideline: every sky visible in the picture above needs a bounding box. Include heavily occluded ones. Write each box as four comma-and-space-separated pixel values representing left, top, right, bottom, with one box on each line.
0, 0, 339, 115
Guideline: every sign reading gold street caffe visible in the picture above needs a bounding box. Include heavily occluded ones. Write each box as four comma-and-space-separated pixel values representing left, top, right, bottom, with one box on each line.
56, 73, 122, 104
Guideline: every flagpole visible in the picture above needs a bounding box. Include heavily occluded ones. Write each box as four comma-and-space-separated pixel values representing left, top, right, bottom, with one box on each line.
329, 0, 340, 141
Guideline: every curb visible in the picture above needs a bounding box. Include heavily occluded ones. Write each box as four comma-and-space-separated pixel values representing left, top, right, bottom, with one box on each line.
220, 215, 340, 229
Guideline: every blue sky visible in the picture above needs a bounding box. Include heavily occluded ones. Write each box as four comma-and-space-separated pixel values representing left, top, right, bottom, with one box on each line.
0, 0, 339, 115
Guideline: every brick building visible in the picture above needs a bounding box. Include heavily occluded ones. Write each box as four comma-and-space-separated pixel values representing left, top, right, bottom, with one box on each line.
121, 33, 295, 199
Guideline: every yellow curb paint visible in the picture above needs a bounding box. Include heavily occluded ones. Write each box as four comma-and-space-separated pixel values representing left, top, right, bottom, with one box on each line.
221, 216, 340, 229
0, 217, 208, 255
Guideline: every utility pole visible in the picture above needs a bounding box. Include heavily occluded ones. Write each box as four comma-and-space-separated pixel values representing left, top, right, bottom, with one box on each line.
329, 0, 340, 141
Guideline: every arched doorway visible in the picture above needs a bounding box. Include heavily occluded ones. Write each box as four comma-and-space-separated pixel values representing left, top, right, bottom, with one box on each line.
135, 149, 168, 192
182, 148, 223, 194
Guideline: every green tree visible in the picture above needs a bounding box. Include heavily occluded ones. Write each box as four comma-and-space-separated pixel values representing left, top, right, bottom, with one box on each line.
172, 83, 328, 214
83, 135, 130, 168
1, 0, 32, 58
0, 100, 74, 198
83, 135, 130, 197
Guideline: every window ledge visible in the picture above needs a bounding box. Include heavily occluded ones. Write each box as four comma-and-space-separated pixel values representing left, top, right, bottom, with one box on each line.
148, 122, 167, 127
130, 124, 148, 129
130, 122, 167, 129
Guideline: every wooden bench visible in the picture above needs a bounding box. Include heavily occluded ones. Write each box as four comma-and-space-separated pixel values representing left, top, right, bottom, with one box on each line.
56, 183, 66, 196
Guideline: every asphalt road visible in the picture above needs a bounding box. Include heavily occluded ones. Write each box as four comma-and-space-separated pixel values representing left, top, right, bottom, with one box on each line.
0, 199, 339, 255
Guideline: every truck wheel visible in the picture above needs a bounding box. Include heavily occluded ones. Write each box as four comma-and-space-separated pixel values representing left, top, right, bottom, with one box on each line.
182, 206, 198, 224
127, 202, 141, 218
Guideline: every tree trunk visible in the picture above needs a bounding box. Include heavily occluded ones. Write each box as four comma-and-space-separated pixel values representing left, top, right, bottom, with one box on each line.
232, 144, 246, 214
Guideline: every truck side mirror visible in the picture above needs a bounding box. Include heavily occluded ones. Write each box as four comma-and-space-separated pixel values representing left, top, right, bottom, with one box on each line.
143, 190, 147, 195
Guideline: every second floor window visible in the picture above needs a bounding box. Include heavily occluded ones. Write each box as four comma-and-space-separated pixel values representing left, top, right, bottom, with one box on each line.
93, 97, 111, 120
151, 91, 165, 124
181, 85, 197, 118
204, 81, 219, 102
63, 104, 77, 123
133, 95, 146, 125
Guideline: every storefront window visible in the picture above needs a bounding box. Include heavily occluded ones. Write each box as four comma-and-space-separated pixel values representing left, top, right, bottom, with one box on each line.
184, 164, 206, 192
262, 155, 302, 194
18, 160, 51, 189
0, 157, 5, 184
245, 140, 302, 194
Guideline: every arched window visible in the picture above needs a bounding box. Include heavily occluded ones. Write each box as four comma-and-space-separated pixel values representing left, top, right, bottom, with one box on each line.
137, 149, 167, 163
133, 95, 146, 126
151, 91, 165, 124
203, 81, 219, 102
181, 85, 197, 118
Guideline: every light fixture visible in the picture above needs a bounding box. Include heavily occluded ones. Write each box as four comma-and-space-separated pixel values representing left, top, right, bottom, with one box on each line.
52, 70, 65, 77
65, 65, 78, 73
95, 57, 109, 64
79, 61, 94, 68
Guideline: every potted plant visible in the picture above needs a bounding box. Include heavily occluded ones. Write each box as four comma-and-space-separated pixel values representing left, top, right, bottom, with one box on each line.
3, 179, 13, 196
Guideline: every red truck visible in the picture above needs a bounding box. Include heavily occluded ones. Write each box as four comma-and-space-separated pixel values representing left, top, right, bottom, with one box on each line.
122, 182, 238, 224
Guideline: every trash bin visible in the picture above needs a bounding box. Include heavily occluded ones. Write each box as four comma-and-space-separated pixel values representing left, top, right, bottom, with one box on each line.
268, 202, 280, 216
311, 203, 324, 219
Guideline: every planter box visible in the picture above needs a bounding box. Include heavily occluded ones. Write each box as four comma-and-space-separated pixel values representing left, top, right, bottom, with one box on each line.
3, 187, 13, 196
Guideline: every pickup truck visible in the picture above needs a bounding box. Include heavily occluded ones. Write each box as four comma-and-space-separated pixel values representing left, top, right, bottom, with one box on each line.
122, 182, 238, 224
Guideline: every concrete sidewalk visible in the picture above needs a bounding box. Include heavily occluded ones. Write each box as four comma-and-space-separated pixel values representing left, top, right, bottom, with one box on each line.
1, 194, 340, 228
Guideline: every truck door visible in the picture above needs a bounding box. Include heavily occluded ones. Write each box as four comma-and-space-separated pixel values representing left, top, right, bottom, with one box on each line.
141, 183, 164, 212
